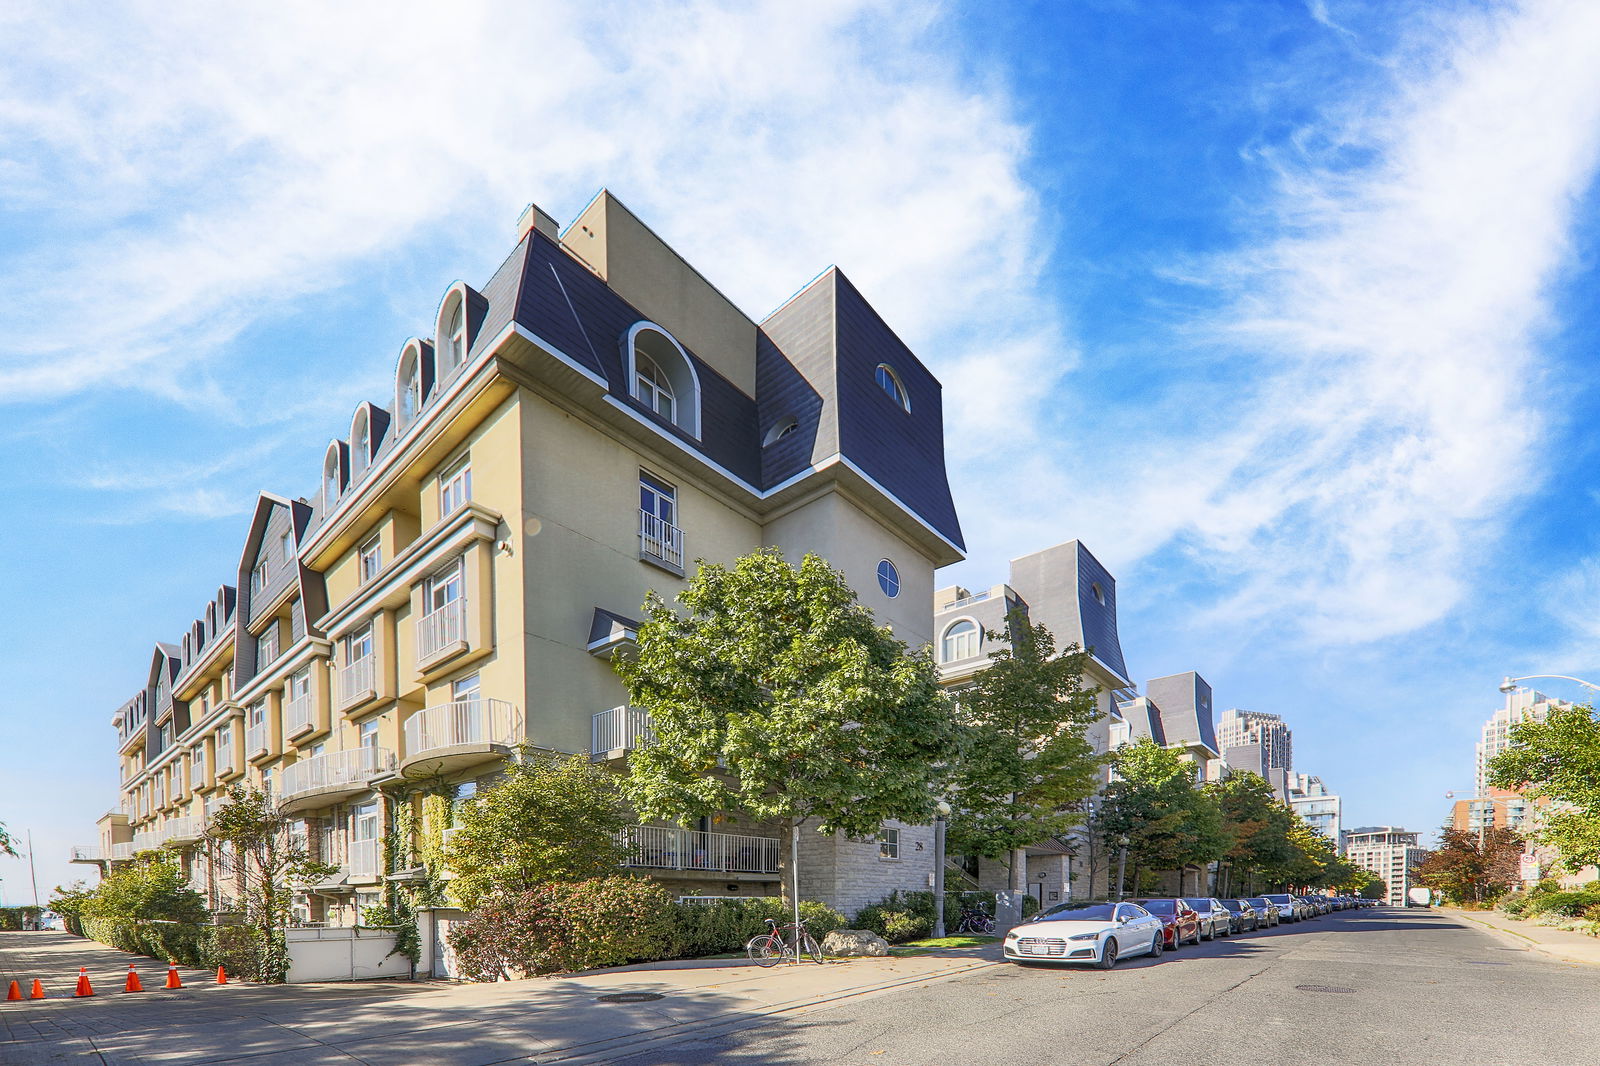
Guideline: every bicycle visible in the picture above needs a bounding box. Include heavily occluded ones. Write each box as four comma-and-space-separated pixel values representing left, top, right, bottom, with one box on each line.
745, 916, 826, 966
954, 908, 995, 935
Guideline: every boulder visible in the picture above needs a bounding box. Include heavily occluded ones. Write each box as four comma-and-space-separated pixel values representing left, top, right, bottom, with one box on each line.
822, 929, 890, 958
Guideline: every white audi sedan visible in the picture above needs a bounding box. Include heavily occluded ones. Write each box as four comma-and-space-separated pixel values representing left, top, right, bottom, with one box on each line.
1003, 901, 1165, 969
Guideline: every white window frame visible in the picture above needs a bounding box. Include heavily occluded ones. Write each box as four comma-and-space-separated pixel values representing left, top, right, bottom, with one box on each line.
439, 455, 472, 517
877, 827, 900, 860
445, 300, 466, 371
257, 622, 278, 667
876, 559, 900, 599
425, 557, 464, 615
344, 624, 373, 666
875, 363, 910, 412
398, 346, 423, 423
634, 353, 676, 423
941, 619, 981, 663
639, 471, 676, 526
358, 535, 382, 584
625, 322, 702, 438
357, 719, 379, 751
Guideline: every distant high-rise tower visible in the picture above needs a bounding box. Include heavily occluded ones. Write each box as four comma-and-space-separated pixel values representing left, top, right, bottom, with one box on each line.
1476, 689, 1568, 796
1219, 708, 1292, 773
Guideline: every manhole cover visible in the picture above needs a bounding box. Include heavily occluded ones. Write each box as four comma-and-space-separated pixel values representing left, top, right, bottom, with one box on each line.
1295, 985, 1355, 994
596, 992, 666, 1004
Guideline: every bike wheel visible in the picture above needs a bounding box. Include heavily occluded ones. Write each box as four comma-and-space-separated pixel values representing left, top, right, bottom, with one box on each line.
802, 934, 826, 964
978, 916, 996, 935
746, 934, 783, 967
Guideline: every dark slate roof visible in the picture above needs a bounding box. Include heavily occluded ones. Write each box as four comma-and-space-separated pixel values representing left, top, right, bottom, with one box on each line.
1074, 544, 1128, 683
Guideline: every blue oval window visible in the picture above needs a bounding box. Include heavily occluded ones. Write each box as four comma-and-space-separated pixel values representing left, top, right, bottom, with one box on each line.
877, 559, 900, 598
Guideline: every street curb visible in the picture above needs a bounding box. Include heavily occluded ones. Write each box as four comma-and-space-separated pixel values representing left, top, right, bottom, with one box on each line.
525, 957, 1000, 1064
1448, 910, 1599, 967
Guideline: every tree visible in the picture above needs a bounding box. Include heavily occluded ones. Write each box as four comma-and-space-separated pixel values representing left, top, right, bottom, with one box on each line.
0, 821, 15, 857
1205, 771, 1297, 896
1415, 825, 1523, 906
446, 750, 631, 910
78, 856, 208, 924
1098, 738, 1230, 893
1358, 874, 1387, 899
614, 549, 954, 896
1487, 704, 1600, 872
944, 613, 1104, 865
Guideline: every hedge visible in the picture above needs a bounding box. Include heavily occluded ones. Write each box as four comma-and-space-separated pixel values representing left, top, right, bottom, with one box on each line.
446, 878, 848, 980
78, 918, 287, 982
0, 907, 44, 931
852, 890, 1036, 943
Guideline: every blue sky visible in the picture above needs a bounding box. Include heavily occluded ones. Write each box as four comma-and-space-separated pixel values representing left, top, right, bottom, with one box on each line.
5, 0, 1600, 900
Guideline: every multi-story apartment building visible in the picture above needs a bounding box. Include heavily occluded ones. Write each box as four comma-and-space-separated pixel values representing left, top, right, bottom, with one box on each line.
1115, 671, 1223, 779
1287, 773, 1341, 843
932, 539, 1133, 906
1475, 688, 1568, 796
1342, 826, 1424, 906
1219, 708, 1293, 799
78, 190, 966, 921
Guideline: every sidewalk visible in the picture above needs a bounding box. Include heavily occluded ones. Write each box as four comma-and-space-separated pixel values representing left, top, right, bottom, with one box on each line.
1444, 907, 1600, 967
0, 930, 1000, 1064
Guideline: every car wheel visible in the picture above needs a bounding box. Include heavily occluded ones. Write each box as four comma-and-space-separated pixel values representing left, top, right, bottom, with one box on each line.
1201, 921, 1213, 941
1097, 938, 1119, 970
1189, 925, 1203, 946
1149, 931, 1163, 959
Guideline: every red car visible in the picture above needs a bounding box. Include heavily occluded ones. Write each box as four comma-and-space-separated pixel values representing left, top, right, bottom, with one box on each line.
1132, 898, 1203, 947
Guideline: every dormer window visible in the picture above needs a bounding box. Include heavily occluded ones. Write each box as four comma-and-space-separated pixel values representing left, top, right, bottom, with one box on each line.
447, 301, 465, 366
323, 443, 345, 507
436, 287, 471, 383
625, 322, 701, 438
764, 416, 799, 446
397, 342, 425, 425
875, 364, 910, 412
352, 410, 371, 478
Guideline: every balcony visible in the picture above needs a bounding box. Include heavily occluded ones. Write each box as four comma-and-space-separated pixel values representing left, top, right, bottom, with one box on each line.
279, 748, 396, 812
131, 830, 160, 853
110, 843, 134, 861
162, 817, 204, 846
338, 654, 376, 708
285, 691, 316, 737
347, 838, 383, 878
416, 598, 467, 665
401, 698, 522, 774
591, 706, 655, 757
616, 826, 780, 876
245, 722, 270, 760
639, 510, 685, 572
70, 846, 104, 863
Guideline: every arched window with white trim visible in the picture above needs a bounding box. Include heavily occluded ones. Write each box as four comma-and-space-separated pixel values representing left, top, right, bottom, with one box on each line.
941, 619, 980, 662
625, 322, 701, 438
398, 348, 422, 424
351, 409, 371, 479
322, 444, 344, 509
435, 286, 472, 384
875, 363, 910, 412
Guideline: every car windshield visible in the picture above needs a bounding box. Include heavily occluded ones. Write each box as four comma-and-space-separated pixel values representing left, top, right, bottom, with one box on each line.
1249, 898, 1273, 906
1220, 900, 1245, 911
1183, 898, 1212, 911
1265, 894, 1293, 902
1034, 903, 1116, 922
1138, 900, 1175, 914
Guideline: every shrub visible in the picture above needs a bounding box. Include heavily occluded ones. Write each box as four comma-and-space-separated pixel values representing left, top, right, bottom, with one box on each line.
853, 890, 1012, 943
0, 907, 42, 931
667, 897, 844, 958
75, 919, 284, 981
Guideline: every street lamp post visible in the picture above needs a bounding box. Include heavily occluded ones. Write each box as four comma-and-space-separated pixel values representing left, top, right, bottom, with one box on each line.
1500, 674, 1600, 695
932, 799, 952, 938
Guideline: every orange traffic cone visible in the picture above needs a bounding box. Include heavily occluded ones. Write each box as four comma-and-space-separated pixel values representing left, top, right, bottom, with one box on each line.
5, 981, 19, 1001
164, 964, 182, 989
123, 963, 144, 993
215, 965, 228, 984
29, 979, 44, 999
74, 967, 94, 997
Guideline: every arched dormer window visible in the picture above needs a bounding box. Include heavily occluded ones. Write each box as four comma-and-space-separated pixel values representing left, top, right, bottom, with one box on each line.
941, 619, 980, 663
875, 364, 910, 412
435, 285, 472, 383
764, 416, 799, 446
396, 339, 430, 426
351, 408, 371, 479
624, 322, 701, 438
322, 443, 345, 509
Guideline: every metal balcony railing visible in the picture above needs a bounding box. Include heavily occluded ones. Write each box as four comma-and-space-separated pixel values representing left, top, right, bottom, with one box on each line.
285, 692, 316, 735
339, 654, 375, 706
591, 706, 655, 754
416, 597, 467, 661
347, 838, 382, 877
404, 698, 522, 759
70, 845, 103, 862
132, 830, 160, 852
615, 826, 780, 875
110, 843, 134, 861
245, 722, 270, 758
280, 748, 395, 801
639, 510, 684, 569
162, 817, 204, 845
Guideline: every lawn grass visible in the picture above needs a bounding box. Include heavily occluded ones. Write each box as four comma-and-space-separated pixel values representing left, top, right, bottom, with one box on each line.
888, 934, 999, 956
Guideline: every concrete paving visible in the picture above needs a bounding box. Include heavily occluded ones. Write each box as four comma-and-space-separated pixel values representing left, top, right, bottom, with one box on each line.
1445, 905, 1600, 966
0, 930, 995, 1064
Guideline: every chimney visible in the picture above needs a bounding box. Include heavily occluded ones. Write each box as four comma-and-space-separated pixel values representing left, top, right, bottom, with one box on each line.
517, 203, 559, 242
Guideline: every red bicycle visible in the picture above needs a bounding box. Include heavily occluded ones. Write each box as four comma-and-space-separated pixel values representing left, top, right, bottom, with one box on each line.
745, 917, 825, 966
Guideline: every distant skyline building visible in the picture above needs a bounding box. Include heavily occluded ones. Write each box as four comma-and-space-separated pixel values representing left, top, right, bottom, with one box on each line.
1475, 688, 1569, 797
1342, 826, 1424, 906
1219, 708, 1292, 773
1287, 773, 1341, 843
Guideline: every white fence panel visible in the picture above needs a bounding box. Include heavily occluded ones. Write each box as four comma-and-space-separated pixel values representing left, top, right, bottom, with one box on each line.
284, 926, 412, 983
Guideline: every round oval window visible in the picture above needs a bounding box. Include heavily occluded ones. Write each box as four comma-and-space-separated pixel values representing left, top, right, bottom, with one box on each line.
877, 559, 900, 598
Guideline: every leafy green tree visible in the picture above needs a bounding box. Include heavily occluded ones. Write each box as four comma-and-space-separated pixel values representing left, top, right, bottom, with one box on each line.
447, 750, 631, 909
1487, 704, 1600, 872
200, 785, 336, 931
79, 857, 208, 923
1205, 771, 1297, 895
1099, 738, 1230, 893
945, 612, 1104, 864
614, 549, 954, 894
0, 821, 15, 857
1415, 825, 1523, 906
1358, 874, 1387, 899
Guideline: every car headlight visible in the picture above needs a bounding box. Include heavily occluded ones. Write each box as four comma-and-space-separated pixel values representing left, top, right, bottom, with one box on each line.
1004, 932, 1019, 941
1067, 932, 1100, 941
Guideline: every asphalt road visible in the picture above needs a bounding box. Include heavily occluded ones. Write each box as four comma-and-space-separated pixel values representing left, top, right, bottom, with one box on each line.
619, 908, 1600, 1066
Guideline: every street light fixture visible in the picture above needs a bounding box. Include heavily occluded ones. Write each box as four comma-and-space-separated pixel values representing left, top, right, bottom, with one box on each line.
1115, 835, 1130, 902
931, 799, 952, 938
1499, 674, 1600, 694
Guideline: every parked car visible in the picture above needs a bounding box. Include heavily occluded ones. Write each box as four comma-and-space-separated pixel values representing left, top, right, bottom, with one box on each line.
1218, 898, 1261, 933
1133, 898, 1204, 947
1183, 898, 1232, 940
1003, 901, 1165, 969
1263, 894, 1303, 923
1248, 896, 1284, 926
